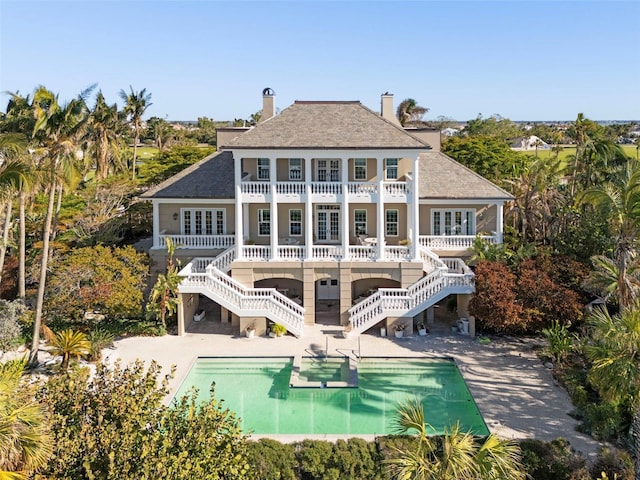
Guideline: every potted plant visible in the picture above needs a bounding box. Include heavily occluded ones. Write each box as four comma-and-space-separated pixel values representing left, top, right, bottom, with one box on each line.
245, 323, 256, 338
271, 323, 287, 337
394, 323, 406, 339
417, 322, 428, 336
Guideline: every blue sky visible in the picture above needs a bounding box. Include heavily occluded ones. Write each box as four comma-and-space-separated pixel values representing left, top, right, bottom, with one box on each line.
1, 1, 638, 122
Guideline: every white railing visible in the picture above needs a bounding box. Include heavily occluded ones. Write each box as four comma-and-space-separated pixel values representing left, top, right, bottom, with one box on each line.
311, 245, 343, 260
242, 245, 271, 260
276, 246, 305, 260
240, 182, 270, 195
383, 246, 411, 261
382, 181, 408, 196
160, 234, 234, 249
419, 235, 498, 250
347, 182, 377, 195
311, 183, 341, 195
348, 246, 377, 260
418, 246, 448, 272
276, 182, 306, 195
179, 264, 304, 337
347, 248, 475, 336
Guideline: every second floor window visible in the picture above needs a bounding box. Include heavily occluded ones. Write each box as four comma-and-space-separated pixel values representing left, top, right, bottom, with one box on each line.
258, 158, 270, 180
258, 209, 270, 236
354, 209, 367, 236
354, 158, 367, 180
385, 158, 398, 180
289, 159, 302, 180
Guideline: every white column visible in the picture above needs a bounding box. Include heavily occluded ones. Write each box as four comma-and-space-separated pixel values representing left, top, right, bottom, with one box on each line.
152, 201, 160, 248
270, 157, 278, 259
305, 157, 313, 260
376, 156, 385, 260
411, 154, 420, 260
341, 156, 350, 260
242, 204, 249, 241
495, 202, 504, 244
235, 157, 244, 259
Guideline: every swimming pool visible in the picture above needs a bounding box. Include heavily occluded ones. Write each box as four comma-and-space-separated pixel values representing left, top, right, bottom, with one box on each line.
172, 356, 488, 436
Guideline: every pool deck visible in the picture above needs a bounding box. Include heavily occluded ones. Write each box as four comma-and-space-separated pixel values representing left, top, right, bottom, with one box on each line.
103, 321, 602, 458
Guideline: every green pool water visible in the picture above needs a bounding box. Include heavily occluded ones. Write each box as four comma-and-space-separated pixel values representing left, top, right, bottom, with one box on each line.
173, 357, 489, 436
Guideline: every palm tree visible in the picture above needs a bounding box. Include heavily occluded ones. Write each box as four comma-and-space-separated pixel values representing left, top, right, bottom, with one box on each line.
119, 86, 152, 180
583, 255, 640, 308
88, 91, 124, 180
146, 237, 181, 329
580, 160, 640, 309
49, 329, 90, 369
396, 98, 429, 127
28, 86, 91, 368
0, 359, 52, 479
385, 397, 524, 479
585, 304, 640, 480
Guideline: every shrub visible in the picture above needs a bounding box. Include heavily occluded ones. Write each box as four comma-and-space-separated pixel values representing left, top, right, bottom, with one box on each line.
0, 299, 24, 353
87, 328, 115, 361
542, 321, 574, 363
246, 438, 297, 480
329, 438, 382, 480
590, 446, 634, 480
469, 260, 525, 333
296, 439, 334, 480
519, 438, 588, 480
581, 402, 628, 441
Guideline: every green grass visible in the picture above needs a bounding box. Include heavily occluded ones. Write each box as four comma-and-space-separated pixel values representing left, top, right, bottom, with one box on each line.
136, 146, 159, 158
529, 144, 638, 162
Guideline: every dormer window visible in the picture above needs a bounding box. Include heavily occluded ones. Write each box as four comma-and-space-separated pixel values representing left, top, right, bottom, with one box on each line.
258, 158, 270, 180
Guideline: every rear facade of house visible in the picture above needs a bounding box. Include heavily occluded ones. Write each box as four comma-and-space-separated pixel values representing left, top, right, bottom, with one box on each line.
142, 90, 512, 338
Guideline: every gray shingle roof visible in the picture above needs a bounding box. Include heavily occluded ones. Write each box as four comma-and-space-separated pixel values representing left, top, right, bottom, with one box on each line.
223, 101, 429, 149
140, 151, 235, 199
418, 152, 513, 200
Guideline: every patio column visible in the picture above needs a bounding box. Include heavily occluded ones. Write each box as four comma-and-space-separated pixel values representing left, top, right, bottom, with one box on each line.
305, 157, 313, 260
242, 203, 249, 243
411, 154, 420, 260
341, 156, 350, 260
495, 201, 504, 244
376, 156, 385, 260
235, 156, 244, 259
269, 157, 279, 259
152, 200, 160, 248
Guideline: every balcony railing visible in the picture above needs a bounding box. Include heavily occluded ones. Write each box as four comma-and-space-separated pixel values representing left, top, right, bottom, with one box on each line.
239, 180, 409, 201
159, 234, 234, 249
419, 235, 498, 250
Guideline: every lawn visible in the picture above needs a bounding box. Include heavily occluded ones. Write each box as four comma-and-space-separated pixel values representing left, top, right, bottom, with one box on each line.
525, 144, 638, 162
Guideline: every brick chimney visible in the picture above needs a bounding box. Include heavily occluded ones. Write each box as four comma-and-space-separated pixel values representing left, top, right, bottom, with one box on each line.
381, 92, 401, 126
261, 87, 276, 123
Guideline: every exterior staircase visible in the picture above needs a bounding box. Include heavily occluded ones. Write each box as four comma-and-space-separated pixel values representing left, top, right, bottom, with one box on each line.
346, 247, 474, 336
178, 247, 305, 337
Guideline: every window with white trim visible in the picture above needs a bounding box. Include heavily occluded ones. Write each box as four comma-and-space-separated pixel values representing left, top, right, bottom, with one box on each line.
385, 158, 398, 180
181, 209, 226, 235
289, 209, 302, 236
354, 158, 367, 180
354, 209, 367, 236
289, 158, 302, 180
258, 158, 270, 180
385, 209, 398, 236
432, 209, 475, 235
258, 209, 270, 236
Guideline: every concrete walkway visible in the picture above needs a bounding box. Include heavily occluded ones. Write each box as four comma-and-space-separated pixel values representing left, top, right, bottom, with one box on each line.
103, 321, 601, 458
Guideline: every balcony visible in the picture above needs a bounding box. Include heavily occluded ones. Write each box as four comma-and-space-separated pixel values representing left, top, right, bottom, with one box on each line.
419, 235, 499, 251
239, 181, 408, 203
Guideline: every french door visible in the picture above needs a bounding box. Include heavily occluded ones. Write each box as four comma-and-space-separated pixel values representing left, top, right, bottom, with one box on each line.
317, 159, 340, 182
316, 205, 340, 243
